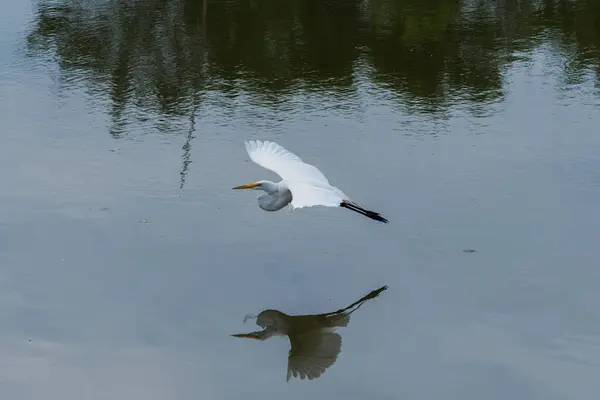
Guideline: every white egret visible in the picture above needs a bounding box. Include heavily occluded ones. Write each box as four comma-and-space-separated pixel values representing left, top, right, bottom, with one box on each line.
233, 140, 388, 223
231, 285, 388, 382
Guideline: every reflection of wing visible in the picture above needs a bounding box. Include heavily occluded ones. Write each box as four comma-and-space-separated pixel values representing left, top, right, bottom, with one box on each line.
245, 140, 330, 185
286, 331, 342, 381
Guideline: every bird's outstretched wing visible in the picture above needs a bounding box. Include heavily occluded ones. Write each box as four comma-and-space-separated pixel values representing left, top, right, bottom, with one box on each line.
286, 182, 348, 209
286, 331, 342, 381
245, 140, 330, 185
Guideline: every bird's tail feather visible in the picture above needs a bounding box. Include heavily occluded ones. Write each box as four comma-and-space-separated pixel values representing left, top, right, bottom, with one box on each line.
340, 201, 388, 223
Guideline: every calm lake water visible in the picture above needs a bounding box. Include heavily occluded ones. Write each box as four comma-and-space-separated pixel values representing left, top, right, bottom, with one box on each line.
1, 0, 600, 398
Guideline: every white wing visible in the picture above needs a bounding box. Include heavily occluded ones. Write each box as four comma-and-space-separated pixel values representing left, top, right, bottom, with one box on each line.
245, 140, 330, 185
287, 331, 342, 381
286, 181, 349, 210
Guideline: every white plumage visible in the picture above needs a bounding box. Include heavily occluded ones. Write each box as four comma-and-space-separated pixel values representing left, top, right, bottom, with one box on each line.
233, 140, 388, 223
245, 140, 330, 186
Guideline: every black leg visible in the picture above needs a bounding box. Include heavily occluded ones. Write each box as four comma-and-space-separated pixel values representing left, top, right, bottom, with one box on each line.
340, 201, 388, 223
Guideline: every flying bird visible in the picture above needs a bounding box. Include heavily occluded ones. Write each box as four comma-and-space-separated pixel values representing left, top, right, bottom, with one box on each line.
231, 285, 388, 381
233, 140, 388, 223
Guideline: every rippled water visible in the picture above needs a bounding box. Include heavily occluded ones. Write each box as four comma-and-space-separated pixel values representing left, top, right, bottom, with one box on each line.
1, 0, 600, 399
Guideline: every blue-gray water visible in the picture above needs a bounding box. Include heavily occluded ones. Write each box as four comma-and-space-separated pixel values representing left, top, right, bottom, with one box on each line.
1, 0, 600, 398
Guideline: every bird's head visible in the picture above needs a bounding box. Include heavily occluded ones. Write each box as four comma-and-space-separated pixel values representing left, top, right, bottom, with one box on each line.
231, 310, 289, 340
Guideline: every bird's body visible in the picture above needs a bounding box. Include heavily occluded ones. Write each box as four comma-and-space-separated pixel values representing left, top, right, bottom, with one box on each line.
233, 140, 388, 223
254, 180, 293, 211
231, 285, 387, 381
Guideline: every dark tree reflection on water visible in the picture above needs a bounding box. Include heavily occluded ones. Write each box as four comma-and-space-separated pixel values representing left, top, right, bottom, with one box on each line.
25, 0, 600, 126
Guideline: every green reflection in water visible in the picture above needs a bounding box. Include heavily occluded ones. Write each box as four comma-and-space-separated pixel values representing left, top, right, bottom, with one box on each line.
25, 0, 600, 123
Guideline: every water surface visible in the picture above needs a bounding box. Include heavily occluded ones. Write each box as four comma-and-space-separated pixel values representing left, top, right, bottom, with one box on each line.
1, 0, 600, 399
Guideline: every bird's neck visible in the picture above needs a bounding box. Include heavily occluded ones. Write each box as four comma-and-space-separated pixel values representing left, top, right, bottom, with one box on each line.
260, 181, 280, 194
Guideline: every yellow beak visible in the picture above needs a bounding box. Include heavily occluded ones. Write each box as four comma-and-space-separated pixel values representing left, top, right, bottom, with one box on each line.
232, 183, 260, 190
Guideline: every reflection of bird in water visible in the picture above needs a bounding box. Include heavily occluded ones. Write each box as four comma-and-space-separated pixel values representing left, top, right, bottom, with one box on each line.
231, 285, 388, 381
233, 140, 388, 223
